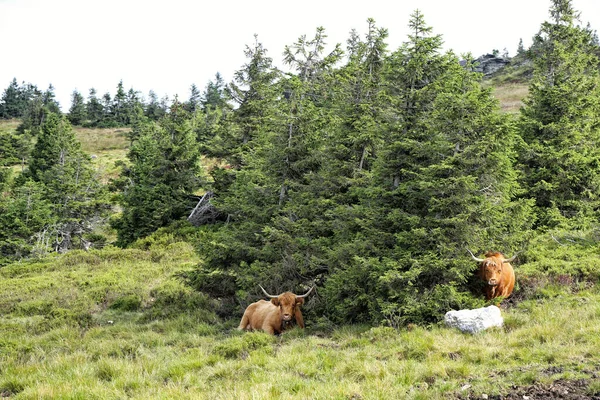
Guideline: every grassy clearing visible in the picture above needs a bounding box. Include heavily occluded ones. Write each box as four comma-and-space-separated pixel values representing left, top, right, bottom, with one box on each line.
489, 83, 528, 114
0, 238, 599, 399
74, 127, 130, 154
74, 127, 130, 183
0, 118, 20, 133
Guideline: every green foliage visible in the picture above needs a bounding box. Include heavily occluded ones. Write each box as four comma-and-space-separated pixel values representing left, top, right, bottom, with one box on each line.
0, 78, 39, 119
189, 15, 539, 326
68, 89, 87, 125
519, 0, 600, 227
113, 107, 205, 246
0, 180, 56, 264
0, 125, 31, 166
517, 228, 600, 283
3, 2, 600, 330
86, 88, 104, 126
318, 12, 532, 325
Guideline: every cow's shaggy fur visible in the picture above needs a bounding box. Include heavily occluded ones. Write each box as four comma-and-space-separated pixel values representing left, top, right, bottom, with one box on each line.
238, 291, 308, 335
478, 251, 516, 300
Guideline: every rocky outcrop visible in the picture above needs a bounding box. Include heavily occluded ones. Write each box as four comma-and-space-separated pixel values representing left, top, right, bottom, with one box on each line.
472, 54, 511, 77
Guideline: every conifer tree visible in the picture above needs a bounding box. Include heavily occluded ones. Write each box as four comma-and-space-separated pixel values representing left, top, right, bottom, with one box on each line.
86, 88, 104, 126
323, 11, 531, 324
42, 84, 61, 115
239, 27, 342, 289
15, 93, 44, 136
100, 92, 114, 126
202, 73, 229, 111
185, 84, 202, 113
223, 35, 280, 164
113, 102, 204, 245
519, 0, 600, 227
25, 113, 109, 252
0, 78, 24, 118
332, 19, 388, 176
145, 90, 166, 121
194, 28, 344, 303
0, 79, 39, 119
517, 38, 525, 55
125, 88, 145, 126
0, 180, 56, 263
68, 90, 87, 125
112, 80, 128, 125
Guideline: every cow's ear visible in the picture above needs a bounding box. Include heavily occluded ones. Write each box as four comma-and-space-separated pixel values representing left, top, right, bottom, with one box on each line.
295, 297, 305, 305
270, 298, 280, 306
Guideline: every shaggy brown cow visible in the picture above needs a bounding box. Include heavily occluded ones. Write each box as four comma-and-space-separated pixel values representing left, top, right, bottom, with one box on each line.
238, 286, 314, 335
468, 249, 518, 300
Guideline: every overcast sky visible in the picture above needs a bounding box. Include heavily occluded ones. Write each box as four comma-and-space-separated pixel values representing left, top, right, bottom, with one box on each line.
1, 0, 599, 110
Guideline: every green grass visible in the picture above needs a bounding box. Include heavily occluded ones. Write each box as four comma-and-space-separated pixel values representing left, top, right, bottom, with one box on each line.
490, 83, 528, 114
74, 126, 130, 183
0, 118, 20, 133
74, 126, 130, 154
0, 237, 599, 399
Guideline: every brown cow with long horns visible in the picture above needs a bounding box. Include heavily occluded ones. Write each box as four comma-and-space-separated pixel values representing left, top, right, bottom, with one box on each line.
468, 249, 518, 300
238, 286, 314, 335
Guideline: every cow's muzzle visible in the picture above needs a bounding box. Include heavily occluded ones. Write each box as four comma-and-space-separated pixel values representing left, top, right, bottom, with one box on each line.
487, 279, 499, 286
282, 314, 292, 321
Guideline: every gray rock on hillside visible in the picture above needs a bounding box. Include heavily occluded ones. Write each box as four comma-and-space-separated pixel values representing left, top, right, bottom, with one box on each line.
444, 305, 504, 334
472, 54, 511, 77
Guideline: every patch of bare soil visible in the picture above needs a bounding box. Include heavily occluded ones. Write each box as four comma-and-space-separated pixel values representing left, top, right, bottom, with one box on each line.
461, 379, 600, 400
496, 379, 599, 400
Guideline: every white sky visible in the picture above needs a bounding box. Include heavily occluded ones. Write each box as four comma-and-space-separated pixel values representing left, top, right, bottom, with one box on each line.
1, 0, 599, 110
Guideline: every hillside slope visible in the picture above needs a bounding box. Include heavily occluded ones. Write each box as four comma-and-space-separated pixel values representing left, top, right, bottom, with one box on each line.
0, 235, 599, 399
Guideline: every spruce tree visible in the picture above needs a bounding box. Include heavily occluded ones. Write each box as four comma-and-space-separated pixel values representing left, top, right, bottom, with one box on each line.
100, 92, 114, 127
239, 27, 342, 290
0, 180, 56, 263
25, 113, 109, 252
330, 19, 388, 177
113, 102, 204, 245
0, 78, 23, 118
326, 11, 531, 324
68, 90, 87, 125
224, 35, 280, 164
194, 28, 344, 304
311, 19, 390, 322
112, 80, 128, 126
42, 84, 61, 114
201, 73, 229, 111
519, 0, 600, 227
145, 90, 166, 121
86, 88, 104, 126
185, 84, 202, 113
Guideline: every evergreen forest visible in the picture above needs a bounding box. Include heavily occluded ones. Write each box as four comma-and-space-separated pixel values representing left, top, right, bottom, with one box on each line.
2, 0, 600, 329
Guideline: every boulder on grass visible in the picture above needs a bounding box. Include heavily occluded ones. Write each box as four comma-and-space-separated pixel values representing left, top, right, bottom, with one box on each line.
444, 305, 503, 334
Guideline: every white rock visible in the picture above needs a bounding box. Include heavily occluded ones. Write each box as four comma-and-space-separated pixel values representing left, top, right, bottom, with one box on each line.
444, 305, 503, 334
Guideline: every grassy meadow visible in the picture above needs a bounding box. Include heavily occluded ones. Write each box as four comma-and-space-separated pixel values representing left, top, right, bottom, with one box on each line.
74, 126, 130, 184
0, 236, 599, 399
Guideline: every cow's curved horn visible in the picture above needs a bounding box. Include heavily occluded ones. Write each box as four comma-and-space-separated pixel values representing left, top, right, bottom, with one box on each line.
259, 285, 278, 299
503, 253, 519, 263
296, 286, 315, 299
466, 248, 485, 262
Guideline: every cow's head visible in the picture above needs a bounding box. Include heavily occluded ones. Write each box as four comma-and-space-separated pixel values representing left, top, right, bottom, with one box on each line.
260, 286, 314, 322
467, 249, 517, 286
